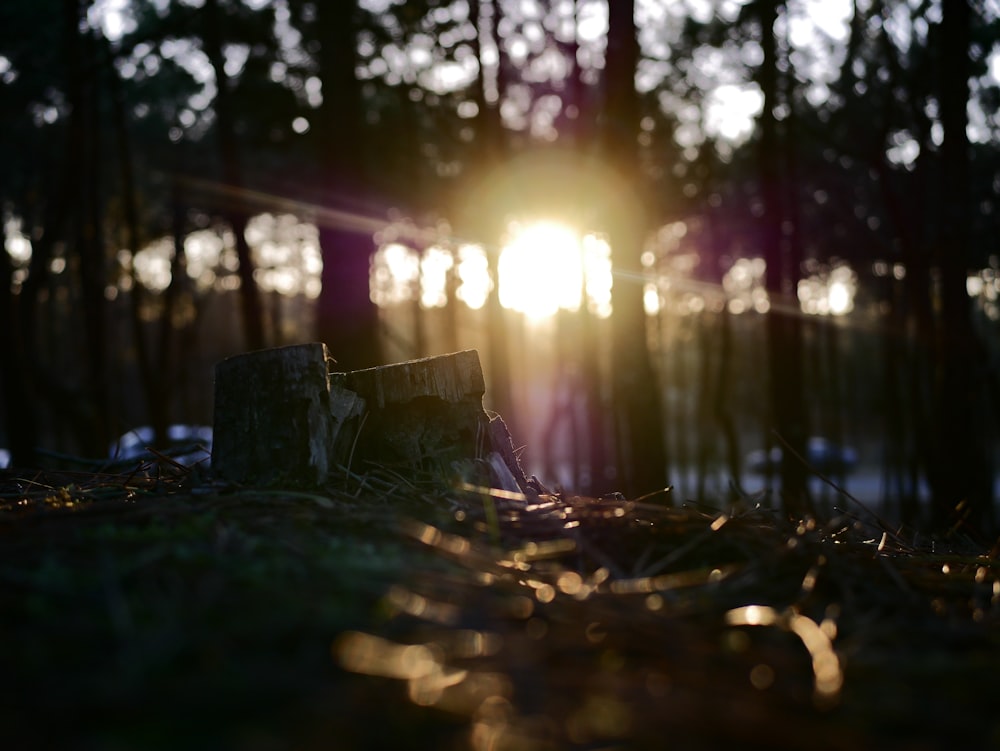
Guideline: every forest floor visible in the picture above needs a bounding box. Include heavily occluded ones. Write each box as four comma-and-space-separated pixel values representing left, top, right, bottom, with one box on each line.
3, 456, 999, 751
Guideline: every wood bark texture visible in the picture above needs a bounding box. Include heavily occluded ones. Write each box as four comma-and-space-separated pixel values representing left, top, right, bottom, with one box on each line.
213, 343, 338, 485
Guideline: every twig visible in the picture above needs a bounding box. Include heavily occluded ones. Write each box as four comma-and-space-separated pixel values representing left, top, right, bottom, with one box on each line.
772, 431, 889, 529
345, 411, 369, 477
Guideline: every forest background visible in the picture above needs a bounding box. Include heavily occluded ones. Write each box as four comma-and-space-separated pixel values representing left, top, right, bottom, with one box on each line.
1, 0, 998, 535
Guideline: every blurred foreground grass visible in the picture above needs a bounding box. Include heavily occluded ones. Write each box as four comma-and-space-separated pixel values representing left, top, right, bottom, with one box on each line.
2, 460, 999, 750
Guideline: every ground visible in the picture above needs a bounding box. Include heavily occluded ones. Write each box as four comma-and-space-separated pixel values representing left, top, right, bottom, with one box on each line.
2, 459, 999, 750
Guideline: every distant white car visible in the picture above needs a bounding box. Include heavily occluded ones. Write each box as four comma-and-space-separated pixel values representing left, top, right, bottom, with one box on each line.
746, 437, 858, 476
109, 425, 213, 467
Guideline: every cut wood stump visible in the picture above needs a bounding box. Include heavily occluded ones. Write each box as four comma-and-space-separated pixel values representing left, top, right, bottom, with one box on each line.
212, 344, 528, 488
213, 343, 342, 486
341, 349, 485, 471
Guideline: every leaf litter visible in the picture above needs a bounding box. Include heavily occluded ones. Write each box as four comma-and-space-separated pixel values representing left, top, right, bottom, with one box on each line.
2, 455, 999, 750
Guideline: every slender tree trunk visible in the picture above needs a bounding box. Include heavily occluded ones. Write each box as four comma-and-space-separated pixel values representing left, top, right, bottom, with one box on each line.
881, 274, 910, 519
758, 0, 809, 516
603, 0, 667, 498
930, 0, 992, 534
858, 0, 930, 522
441, 253, 460, 354
695, 313, 714, 503
698, 146, 740, 500
204, 0, 264, 353
715, 305, 741, 498
580, 306, 609, 495
155, 178, 189, 428
469, 0, 516, 428
0, 218, 36, 465
81, 27, 111, 454
820, 319, 845, 505
568, 0, 613, 495
16, 175, 60, 463
105, 30, 175, 446
59, 2, 111, 456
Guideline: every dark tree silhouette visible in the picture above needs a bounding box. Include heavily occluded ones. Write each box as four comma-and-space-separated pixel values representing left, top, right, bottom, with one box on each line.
312, 1, 381, 369
755, 0, 809, 515
203, 0, 263, 352
564, 0, 615, 496
929, 0, 993, 534
603, 0, 668, 498
467, 0, 516, 430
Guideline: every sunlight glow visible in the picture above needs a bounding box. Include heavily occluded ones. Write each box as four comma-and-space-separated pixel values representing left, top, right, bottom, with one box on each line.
371, 243, 420, 306
828, 280, 851, 315
89, 0, 132, 40
420, 245, 454, 309
246, 213, 323, 298
798, 263, 856, 316
133, 238, 173, 291
499, 222, 612, 320
967, 264, 1000, 320
643, 283, 660, 316
185, 230, 225, 292
370, 239, 495, 312
705, 84, 763, 144
722, 257, 769, 315
582, 234, 613, 318
4, 217, 32, 265
455, 244, 491, 310
500, 222, 580, 319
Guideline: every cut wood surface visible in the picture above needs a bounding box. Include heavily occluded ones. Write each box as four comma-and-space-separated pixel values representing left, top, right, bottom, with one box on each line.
343, 349, 485, 407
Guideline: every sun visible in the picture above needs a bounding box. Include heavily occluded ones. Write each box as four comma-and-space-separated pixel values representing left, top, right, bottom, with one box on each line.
499, 222, 581, 319
498, 221, 612, 320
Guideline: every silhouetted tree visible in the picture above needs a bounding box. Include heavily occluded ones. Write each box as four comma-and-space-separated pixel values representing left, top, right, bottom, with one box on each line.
467, 0, 516, 428
929, 0, 993, 534
603, 0, 667, 498
753, 0, 809, 515
312, 1, 381, 368
203, 0, 263, 352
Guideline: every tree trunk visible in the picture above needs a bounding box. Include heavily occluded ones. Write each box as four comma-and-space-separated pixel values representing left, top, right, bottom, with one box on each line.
929, 0, 993, 534
468, 0, 516, 431
603, 0, 667, 498
78, 23, 111, 455
314, 1, 380, 369
695, 313, 714, 503
758, 0, 809, 516
204, 0, 264, 353
54, 0, 112, 456
0, 220, 36, 466
568, 0, 612, 496
701, 158, 741, 499
106, 30, 175, 447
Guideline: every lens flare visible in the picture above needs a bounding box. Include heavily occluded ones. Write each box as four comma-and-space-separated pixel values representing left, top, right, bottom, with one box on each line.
498, 221, 612, 320
499, 222, 580, 319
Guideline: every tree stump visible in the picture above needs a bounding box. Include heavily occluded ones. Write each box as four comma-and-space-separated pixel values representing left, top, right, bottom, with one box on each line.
212, 343, 342, 485
341, 349, 486, 471
212, 345, 528, 488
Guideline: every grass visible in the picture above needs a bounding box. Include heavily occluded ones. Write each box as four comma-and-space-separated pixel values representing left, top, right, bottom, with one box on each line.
2, 457, 999, 750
